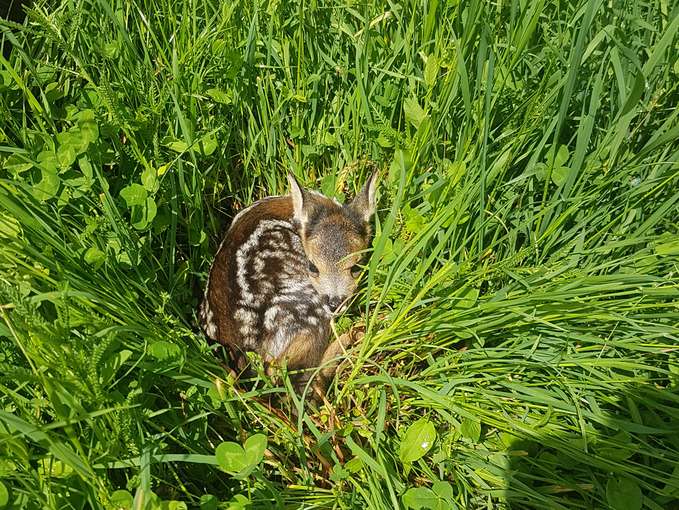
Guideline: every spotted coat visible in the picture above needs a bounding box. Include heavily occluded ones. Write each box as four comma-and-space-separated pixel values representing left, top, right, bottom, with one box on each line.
200, 173, 377, 377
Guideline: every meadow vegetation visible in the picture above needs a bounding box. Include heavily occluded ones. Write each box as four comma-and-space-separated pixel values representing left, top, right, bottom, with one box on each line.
1, 0, 678, 508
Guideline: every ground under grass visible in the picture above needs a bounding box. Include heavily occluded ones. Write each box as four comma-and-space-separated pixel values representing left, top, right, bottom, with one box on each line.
1, 0, 678, 508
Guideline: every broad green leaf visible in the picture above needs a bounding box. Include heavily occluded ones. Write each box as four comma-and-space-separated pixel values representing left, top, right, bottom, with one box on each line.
0, 460, 16, 477
534, 162, 547, 181
84, 246, 105, 268
322, 131, 337, 147
37, 150, 59, 174
329, 463, 349, 482
188, 227, 207, 246
345, 456, 363, 473
460, 417, 481, 443
199, 495, 219, 510
110, 490, 133, 509
243, 434, 267, 466
161, 502, 187, 510
399, 417, 437, 463
431, 480, 454, 501
101, 41, 119, 59
32, 169, 60, 201
57, 128, 89, 156
3, 154, 33, 175
424, 55, 440, 88
289, 124, 304, 139
45, 81, 62, 102
148, 341, 182, 361
132, 197, 158, 230
225, 494, 250, 510
403, 487, 438, 509
551, 166, 570, 187
606, 476, 642, 510
78, 156, 93, 179
120, 183, 147, 207
165, 140, 189, 153
146, 197, 158, 223
215, 442, 247, 473
596, 431, 635, 461
198, 135, 218, 156
141, 167, 159, 192
320, 174, 336, 198
404, 97, 427, 129
404, 205, 425, 234
77, 109, 99, 143
144, 492, 162, 510
206, 88, 232, 104
554, 145, 570, 166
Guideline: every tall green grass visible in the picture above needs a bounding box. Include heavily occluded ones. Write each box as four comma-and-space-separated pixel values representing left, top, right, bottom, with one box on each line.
1, 0, 678, 508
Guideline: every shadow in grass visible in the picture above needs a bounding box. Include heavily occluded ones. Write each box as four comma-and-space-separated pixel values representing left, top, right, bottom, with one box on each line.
498, 383, 679, 510
1, 1, 31, 58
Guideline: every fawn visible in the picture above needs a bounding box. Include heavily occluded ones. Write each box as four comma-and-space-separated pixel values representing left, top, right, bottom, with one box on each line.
199, 173, 378, 396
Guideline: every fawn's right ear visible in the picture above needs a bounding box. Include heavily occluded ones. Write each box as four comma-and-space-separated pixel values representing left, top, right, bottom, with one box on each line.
348, 170, 379, 223
287, 173, 307, 224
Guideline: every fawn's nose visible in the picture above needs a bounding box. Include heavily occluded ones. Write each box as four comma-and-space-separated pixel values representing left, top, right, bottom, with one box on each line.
325, 295, 345, 312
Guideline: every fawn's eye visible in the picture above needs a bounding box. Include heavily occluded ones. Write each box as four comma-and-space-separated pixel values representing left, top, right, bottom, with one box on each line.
308, 261, 319, 276
351, 264, 362, 278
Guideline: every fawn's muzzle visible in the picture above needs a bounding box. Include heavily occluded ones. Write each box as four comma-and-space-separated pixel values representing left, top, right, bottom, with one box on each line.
325, 295, 346, 312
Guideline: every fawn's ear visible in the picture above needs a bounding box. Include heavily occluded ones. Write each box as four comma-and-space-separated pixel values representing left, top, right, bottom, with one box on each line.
348, 171, 378, 222
287, 173, 308, 223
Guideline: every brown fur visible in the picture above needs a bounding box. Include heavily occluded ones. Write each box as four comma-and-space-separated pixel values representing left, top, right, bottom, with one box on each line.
205, 196, 294, 347
200, 173, 378, 396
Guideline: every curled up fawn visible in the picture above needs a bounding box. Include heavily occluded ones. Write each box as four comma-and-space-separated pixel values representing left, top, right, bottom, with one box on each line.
199, 173, 378, 398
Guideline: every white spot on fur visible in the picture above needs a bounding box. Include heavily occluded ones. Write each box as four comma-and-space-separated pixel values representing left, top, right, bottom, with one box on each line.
268, 327, 290, 359
253, 256, 265, 273
279, 278, 312, 296
200, 300, 217, 337
236, 219, 293, 306
200, 298, 219, 339
234, 308, 257, 327
264, 306, 281, 330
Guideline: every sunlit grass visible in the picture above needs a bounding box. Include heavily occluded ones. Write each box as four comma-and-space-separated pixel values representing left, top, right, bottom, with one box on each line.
0, 0, 678, 508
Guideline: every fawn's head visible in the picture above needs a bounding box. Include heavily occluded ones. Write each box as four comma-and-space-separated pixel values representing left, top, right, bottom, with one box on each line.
287, 172, 378, 314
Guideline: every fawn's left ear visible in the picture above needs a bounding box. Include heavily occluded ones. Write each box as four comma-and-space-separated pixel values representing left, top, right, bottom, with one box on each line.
348, 171, 379, 222
287, 173, 308, 224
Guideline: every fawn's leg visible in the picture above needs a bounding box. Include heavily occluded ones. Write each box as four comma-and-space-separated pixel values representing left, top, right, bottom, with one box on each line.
274, 330, 326, 395
313, 327, 365, 400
